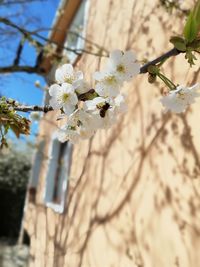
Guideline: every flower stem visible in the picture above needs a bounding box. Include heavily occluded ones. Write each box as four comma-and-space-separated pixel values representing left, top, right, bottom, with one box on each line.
157, 73, 176, 90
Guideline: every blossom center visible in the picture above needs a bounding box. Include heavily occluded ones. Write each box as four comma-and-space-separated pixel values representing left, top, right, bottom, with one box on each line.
177, 91, 186, 100
64, 76, 74, 84
62, 93, 69, 102
105, 75, 116, 85
116, 64, 125, 73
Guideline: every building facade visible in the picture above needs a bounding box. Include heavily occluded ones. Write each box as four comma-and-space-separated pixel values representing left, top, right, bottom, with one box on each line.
23, 0, 200, 266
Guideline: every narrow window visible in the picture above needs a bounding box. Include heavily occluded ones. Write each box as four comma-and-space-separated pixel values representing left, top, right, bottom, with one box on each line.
64, 0, 90, 63
28, 140, 45, 203
44, 137, 72, 213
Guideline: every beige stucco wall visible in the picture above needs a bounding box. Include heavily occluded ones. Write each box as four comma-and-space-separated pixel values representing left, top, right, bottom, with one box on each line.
24, 0, 200, 266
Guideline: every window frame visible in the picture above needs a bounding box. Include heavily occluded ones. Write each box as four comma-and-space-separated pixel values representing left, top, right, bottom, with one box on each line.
44, 134, 73, 213
63, 0, 90, 64
28, 139, 45, 203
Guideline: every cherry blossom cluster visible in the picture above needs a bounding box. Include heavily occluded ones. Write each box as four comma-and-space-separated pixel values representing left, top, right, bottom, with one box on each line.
48, 49, 200, 144
48, 50, 140, 143
160, 83, 200, 113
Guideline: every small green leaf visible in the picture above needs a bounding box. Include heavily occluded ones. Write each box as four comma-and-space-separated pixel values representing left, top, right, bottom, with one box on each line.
185, 50, 197, 66
194, 0, 200, 30
170, 36, 186, 51
184, 11, 198, 43
189, 39, 200, 49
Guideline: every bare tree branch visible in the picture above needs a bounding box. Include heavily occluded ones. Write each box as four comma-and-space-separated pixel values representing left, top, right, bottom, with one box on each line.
0, 65, 43, 74
13, 37, 25, 66
14, 105, 53, 113
140, 48, 181, 74
0, 0, 46, 6
0, 17, 109, 58
0, 48, 182, 75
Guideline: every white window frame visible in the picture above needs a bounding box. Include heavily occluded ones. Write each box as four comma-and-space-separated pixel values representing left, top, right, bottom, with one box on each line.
44, 134, 73, 213
29, 139, 45, 189
64, 0, 90, 64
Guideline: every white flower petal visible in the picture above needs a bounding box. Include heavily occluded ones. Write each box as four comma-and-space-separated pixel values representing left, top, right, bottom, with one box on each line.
106, 50, 140, 82
160, 83, 200, 113
49, 84, 61, 96
55, 64, 74, 83
74, 80, 90, 94
123, 50, 136, 62
74, 71, 84, 81
57, 125, 79, 143
63, 104, 76, 116
93, 71, 106, 81
49, 98, 61, 109
109, 50, 123, 65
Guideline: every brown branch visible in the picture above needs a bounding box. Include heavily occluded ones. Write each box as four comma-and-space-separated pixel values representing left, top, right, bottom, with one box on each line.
0, 65, 44, 74
140, 47, 181, 74
7, 90, 96, 113
14, 105, 53, 113
0, 48, 182, 75
0, 0, 46, 5
13, 38, 25, 66
0, 17, 109, 58
0, 17, 184, 76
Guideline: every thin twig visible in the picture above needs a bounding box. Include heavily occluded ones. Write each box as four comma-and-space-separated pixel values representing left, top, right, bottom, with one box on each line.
0, 0, 46, 5
14, 105, 53, 113
140, 48, 181, 74
8, 89, 97, 113
0, 17, 109, 57
0, 65, 43, 74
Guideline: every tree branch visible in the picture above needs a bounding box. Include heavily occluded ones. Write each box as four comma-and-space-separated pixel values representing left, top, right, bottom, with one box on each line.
140, 47, 181, 73
7, 90, 96, 113
0, 17, 109, 58
0, 17, 186, 77
13, 38, 25, 66
0, 48, 182, 75
0, 65, 44, 74
0, 16, 183, 76
14, 105, 53, 113
0, 0, 46, 5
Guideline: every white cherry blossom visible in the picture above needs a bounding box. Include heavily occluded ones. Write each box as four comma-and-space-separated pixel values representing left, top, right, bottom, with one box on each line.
113, 94, 127, 114
83, 96, 109, 111
57, 110, 96, 143
160, 83, 200, 113
68, 109, 99, 131
83, 97, 116, 129
51, 50, 138, 143
57, 125, 79, 143
49, 83, 78, 115
55, 64, 83, 85
106, 50, 140, 82
74, 80, 90, 95
93, 71, 122, 97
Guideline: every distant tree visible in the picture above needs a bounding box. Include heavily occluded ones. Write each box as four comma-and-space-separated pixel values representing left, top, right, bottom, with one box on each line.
0, 148, 31, 238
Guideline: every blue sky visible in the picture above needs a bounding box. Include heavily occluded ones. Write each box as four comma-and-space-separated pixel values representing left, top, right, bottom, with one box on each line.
0, 0, 60, 144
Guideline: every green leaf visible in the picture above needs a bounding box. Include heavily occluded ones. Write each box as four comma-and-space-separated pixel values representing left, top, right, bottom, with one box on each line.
194, 0, 200, 30
189, 38, 200, 49
184, 11, 198, 43
170, 36, 186, 51
185, 50, 197, 66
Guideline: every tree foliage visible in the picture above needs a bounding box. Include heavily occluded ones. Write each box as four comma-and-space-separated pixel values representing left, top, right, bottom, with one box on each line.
0, 148, 31, 191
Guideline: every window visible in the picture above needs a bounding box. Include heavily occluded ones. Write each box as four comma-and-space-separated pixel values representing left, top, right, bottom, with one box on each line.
43, 0, 89, 105
28, 140, 45, 203
64, 0, 90, 63
44, 136, 73, 213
